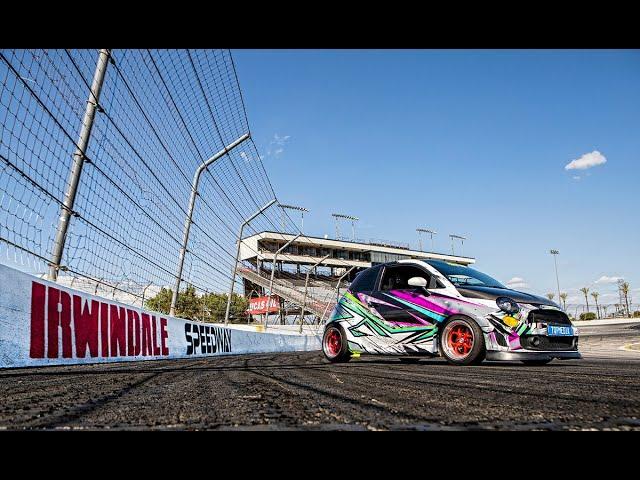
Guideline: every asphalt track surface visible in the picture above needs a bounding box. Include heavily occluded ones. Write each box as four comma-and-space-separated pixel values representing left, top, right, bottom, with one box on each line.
1, 323, 639, 430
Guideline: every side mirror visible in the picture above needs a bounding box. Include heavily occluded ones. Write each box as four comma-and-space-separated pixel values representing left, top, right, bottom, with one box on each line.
408, 276, 428, 288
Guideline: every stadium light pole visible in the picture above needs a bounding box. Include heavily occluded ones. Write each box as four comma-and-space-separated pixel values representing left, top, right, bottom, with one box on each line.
332, 213, 359, 241
170, 133, 251, 317
279, 203, 309, 234
449, 234, 466, 256
550, 249, 561, 302
300, 254, 330, 333
417, 228, 437, 252
49, 49, 111, 281
266, 233, 301, 330
224, 198, 277, 325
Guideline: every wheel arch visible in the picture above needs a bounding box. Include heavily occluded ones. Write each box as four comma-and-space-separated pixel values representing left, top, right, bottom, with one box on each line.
440, 312, 494, 333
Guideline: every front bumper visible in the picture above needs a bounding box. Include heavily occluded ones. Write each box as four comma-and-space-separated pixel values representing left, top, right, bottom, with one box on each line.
486, 350, 582, 361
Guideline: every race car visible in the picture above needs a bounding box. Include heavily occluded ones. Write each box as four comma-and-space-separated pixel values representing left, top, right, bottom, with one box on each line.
322, 259, 581, 365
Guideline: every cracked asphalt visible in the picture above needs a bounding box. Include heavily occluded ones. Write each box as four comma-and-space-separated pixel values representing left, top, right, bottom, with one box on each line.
1, 323, 639, 430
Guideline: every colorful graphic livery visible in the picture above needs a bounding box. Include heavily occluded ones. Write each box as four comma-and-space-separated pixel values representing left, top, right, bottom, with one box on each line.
322, 259, 581, 365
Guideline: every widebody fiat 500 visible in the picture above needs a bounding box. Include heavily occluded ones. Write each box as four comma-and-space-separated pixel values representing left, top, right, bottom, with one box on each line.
322, 259, 580, 365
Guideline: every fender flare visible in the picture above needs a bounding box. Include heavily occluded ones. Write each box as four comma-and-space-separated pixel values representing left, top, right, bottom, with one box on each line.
439, 313, 494, 334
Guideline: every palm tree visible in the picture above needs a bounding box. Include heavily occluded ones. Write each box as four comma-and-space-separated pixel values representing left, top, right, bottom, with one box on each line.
580, 287, 590, 314
559, 292, 568, 310
591, 291, 600, 319
621, 282, 631, 317
546, 293, 555, 302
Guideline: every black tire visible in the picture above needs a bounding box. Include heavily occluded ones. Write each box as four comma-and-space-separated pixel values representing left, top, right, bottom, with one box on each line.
439, 316, 486, 366
322, 324, 351, 363
521, 359, 553, 366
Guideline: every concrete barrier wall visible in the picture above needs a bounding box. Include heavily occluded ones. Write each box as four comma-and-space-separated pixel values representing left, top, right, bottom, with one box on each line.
0, 264, 321, 369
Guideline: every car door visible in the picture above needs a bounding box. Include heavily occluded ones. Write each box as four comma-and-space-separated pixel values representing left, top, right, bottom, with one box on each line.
369, 264, 434, 327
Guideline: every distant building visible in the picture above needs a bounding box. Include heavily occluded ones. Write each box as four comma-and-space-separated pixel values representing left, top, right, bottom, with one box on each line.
237, 231, 475, 321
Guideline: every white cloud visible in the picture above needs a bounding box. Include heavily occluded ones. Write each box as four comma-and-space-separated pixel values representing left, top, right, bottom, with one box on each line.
506, 277, 529, 289
595, 275, 623, 284
266, 133, 290, 158
564, 150, 607, 171
572, 176, 581, 181
272, 134, 290, 146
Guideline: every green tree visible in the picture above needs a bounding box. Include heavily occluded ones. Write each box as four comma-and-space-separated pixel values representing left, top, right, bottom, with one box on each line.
145, 287, 248, 323
579, 312, 596, 321
177, 284, 201, 320
580, 287, 590, 314
145, 287, 173, 314
559, 292, 568, 310
591, 291, 600, 319
145, 285, 201, 320
201, 292, 248, 323
621, 282, 631, 317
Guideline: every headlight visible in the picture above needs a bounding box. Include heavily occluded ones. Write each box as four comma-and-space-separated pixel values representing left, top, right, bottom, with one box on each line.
496, 296, 520, 314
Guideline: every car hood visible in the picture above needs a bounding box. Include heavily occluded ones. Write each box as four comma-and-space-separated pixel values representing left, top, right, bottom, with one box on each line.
455, 285, 559, 307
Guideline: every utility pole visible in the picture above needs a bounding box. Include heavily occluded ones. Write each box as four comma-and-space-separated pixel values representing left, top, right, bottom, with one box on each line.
49, 49, 111, 280
549, 249, 561, 302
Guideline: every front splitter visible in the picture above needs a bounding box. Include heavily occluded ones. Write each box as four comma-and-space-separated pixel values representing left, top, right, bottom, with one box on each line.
486, 350, 582, 361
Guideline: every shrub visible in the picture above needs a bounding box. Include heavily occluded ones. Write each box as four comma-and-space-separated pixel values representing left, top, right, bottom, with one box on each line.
579, 312, 597, 321
633, 311, 640, 318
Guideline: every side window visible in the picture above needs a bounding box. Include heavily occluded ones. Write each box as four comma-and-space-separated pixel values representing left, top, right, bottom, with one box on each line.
350, 266, 380, 293
380, 265, 431, 291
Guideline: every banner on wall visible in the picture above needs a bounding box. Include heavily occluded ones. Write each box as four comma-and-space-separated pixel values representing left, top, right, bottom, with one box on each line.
0, 264, 320, 369
247, 295, 280, 315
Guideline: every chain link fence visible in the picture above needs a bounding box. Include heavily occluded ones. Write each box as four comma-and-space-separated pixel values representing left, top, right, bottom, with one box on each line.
0, 49, 314, 319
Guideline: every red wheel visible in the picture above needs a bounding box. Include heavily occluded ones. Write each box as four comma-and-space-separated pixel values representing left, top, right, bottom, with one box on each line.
325, 329, 342, 357
446, 324, 474, 358
322, 325, 350, 363
440, 317, 485, 365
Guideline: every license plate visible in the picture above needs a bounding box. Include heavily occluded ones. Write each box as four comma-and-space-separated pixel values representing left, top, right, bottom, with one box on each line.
547, 325, 574, 336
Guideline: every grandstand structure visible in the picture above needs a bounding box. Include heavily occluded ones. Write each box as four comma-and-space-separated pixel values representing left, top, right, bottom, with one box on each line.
237, 231, 475, 326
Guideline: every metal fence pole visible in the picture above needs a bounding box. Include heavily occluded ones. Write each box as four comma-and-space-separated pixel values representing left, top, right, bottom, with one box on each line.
265, 233, 301, 330
170, 133, 250, 317
48, 49, 111, 280
300, 254, 330, 333
224, 198, 276, 325
335, 266, 356, 302
317, 265, 356, 325
141, 282, 153, 308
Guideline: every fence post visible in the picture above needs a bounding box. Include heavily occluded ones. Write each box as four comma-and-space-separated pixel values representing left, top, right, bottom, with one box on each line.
170, 133, 250, 317
300, 254, 330, 333
265, 233, 301, 330
48, 49, 111, 280
224, 199, 276, 325
316, 265, 355, 326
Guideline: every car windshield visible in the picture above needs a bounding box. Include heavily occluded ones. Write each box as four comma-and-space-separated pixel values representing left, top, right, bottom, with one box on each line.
426, 260, 506, 288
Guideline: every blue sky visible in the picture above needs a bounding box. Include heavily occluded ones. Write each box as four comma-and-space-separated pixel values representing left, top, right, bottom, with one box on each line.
233, 49, 640, 305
